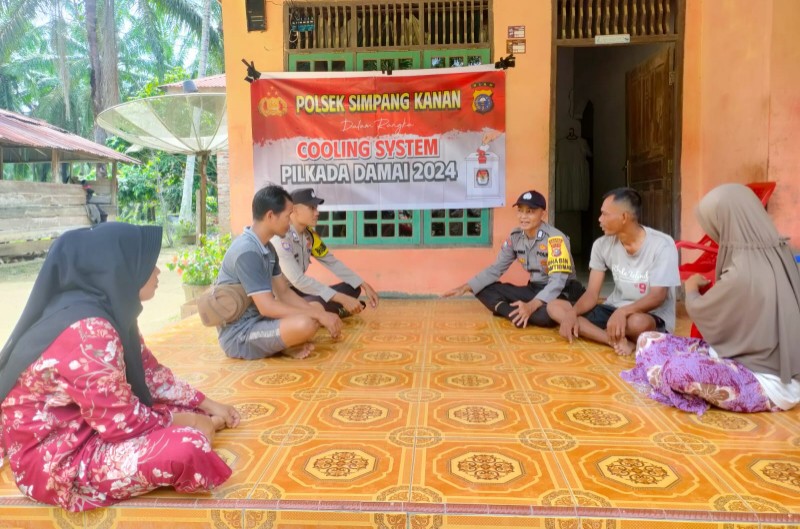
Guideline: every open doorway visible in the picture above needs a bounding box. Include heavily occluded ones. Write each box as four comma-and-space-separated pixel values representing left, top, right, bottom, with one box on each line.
552, 43, 680, 266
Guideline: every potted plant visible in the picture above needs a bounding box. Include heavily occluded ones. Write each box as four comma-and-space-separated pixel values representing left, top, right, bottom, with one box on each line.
165, 233, 232, 301
175, 220, 197, 245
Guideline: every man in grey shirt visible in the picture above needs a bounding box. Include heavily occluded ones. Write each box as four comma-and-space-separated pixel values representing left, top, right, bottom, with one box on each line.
443, 190, 585, 327
216, 185, 342, 360
271, 188, 379, 318
547, 187, 680, 355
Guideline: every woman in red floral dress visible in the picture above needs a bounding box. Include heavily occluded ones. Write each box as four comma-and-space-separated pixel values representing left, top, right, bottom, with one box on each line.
0, 223, 239, 511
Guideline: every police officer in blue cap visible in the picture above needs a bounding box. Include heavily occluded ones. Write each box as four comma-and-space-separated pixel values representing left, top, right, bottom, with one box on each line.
443, 190, 584, 327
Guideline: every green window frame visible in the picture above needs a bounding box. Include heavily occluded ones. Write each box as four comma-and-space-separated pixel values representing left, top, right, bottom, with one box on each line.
287, 49, 492, 247
424, 208, 488, 245
288, 53, 352, 72
356, 51, 420, 72
423, 49, 490, 69
421, 49, 492, 245
315, 210, 355, 245
356, 210, 421, 246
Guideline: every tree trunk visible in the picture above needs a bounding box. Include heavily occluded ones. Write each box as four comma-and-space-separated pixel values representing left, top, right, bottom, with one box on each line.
179, 0, 213, 224
179, 156, 196, 222
100, 0, 120, 110
52, 0, 71, 122
85, 0, 104, 144
91, 0, 120, 179
198, 0, 211, 77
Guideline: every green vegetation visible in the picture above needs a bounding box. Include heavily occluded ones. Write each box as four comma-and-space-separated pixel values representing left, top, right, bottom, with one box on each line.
0, 0, 223, 231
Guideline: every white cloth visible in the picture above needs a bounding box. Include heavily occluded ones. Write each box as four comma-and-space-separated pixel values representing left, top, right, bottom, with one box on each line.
754, 374, 800, 410
555, 137, 591, 211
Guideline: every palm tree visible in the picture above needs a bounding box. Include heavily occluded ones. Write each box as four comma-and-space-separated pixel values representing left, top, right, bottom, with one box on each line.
0, 0, 224, 193
0, 0, 224, 134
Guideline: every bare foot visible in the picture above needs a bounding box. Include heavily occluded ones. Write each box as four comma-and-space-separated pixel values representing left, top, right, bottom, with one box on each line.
284, 342, 315, 359
210, 415, 226, 431
612, 338, 634, 356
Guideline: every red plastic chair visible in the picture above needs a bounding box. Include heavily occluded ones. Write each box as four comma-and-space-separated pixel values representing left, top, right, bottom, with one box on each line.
677, 182, 776, 282
678, 182, 776, 338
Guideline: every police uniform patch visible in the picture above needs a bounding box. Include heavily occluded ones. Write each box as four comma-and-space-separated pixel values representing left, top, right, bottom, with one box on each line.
546, 236, 573, 274
539, 244, 547, 251
281, 240, 291, 251
309, 229, 329, 258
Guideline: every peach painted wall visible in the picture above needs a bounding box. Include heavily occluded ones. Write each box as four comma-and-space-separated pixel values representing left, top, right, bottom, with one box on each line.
221, 1, 554, 293
680, 0, 800, 248
766, 0, 800, 249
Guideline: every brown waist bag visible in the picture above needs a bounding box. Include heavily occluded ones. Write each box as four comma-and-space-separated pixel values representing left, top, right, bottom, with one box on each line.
196, 283, 252, 327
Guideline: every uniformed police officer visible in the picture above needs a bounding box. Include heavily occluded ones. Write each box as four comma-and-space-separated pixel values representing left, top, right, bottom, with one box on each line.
443, 190, 584, 327
271, 188, 380, 317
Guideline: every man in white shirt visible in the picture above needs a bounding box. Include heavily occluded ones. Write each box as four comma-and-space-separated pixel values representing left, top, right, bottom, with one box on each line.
547, 187, 680, 355
272, 188, 379, 318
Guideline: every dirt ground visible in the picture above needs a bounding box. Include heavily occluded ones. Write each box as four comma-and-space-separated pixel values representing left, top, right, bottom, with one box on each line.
0, 247, 188, 345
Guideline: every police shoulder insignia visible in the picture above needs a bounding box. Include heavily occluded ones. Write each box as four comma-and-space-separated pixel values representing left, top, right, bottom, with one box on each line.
309, 228, 329, 258
546, 236, 573, 274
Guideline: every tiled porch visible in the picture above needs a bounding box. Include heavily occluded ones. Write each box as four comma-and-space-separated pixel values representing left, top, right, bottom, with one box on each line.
1, 299, 798, 528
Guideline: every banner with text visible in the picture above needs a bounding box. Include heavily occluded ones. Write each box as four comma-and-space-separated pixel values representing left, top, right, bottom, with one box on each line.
251, 67, 506, 211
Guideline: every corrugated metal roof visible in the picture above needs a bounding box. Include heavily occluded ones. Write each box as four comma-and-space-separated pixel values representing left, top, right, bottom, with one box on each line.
160, 74, 226, 93
0, 108, 139, 164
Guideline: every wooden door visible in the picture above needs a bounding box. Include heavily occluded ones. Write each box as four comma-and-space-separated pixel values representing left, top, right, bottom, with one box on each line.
626, 46, 675, 234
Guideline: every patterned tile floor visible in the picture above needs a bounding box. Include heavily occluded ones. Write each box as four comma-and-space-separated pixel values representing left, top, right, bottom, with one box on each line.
1, 299, 799, 529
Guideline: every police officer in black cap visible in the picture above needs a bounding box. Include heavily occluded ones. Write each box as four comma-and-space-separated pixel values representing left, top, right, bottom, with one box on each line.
271, 188, 379, 317
443, 190, 584, 327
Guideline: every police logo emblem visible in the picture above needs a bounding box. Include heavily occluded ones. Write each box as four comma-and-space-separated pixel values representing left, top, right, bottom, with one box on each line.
258, 93, 288, 118
471, 81, 495, 114
281, 241, 291, 251
550, 238, 563, 257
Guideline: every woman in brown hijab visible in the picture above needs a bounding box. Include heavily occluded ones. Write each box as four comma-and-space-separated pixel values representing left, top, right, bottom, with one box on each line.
621, 183, 800, 414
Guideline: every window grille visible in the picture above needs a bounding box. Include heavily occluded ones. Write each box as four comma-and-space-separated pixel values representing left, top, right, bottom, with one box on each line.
286, 1, 491, 51
556, 0, 680, 41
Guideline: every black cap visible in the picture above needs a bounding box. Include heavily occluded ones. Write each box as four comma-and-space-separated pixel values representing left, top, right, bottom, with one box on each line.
513, 190, 546, 210
290, 188, 324, 206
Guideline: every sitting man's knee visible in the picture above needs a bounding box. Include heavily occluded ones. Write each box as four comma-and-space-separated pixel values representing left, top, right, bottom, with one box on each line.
546, 299, 569, 319
296, 315, 319, 337
281, 315, 319, 341
627, 313, 657, 336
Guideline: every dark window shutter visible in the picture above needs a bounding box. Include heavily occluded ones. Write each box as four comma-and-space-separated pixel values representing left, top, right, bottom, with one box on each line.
246, 0, 266, 32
